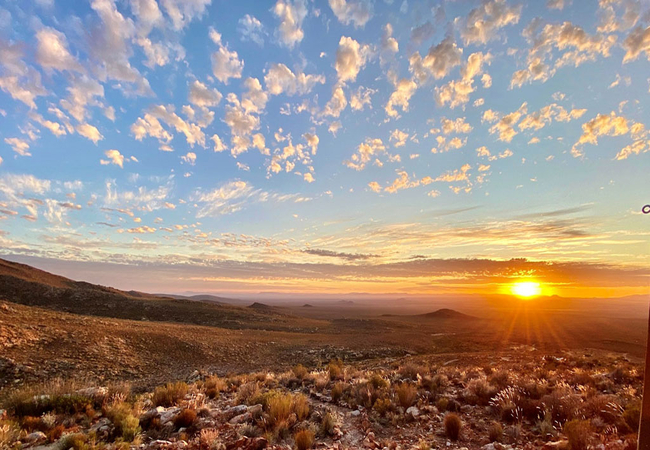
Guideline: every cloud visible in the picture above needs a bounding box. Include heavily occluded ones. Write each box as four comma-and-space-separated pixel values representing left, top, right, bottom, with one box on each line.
409, 36, 462, 83
101, 149, 125, 167
344, 137, 389, 170
89, 0, 151, 95
160, 0, 212, 31
385, 78, 417, 118
210, 28, 244, 84
440, 117, 473, 134
132, 104, 205, 148
435, 52, 491, 108
411, 21, 435, 46
4, 137, 31, 156
60, 75, 105, 122
264, 63, 325, 96
622, 25, 650, 63
303, 248, 378, 260
0, 41, 48, 108
335, 36, 372, 83
511, 21, 616, 88
328, 0, 373, 28
390, 129, 409, 147
35, 27, 83, 73
238, 14, 265, 46
571, 111, 648, 158
321, 85, 348, 117
181, 151, 197, 165
382, 170, 434, 193
459, 0, 522, 45
350, 86, 375, 110
76, 123, 104, 143
188, 80, 222, 107
380, 24, 399, 64
272, 0, 307, 49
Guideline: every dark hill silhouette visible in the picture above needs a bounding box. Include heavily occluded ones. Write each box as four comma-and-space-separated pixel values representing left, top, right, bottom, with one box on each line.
0, 258, 320, 332
418, 308, 476, 320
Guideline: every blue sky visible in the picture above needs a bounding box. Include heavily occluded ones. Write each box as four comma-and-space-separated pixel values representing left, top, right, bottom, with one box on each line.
0, 0, 649, 296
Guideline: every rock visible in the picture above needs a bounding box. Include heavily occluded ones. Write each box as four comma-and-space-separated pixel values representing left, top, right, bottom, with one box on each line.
406, 406, 419, 418
351, 410, 361, 417
542, 441, 568, 450
222, 405, 248, 420
159, 407, 181, 424
225, 436, 268, 450
229, 412, 252, 424
24, 431, 47, 444
248, 404, 263, 416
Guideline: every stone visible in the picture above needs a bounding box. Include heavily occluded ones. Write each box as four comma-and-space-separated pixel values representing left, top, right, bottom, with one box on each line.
24, 431, 47, 444
229, 412, 252, 424
406, 406, 420, 418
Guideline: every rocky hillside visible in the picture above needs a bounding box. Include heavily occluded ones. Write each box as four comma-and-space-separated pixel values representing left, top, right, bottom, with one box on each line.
0, 351, 640, 450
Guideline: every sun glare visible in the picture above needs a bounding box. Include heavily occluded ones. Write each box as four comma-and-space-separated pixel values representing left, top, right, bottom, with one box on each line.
511, 281, 542, 298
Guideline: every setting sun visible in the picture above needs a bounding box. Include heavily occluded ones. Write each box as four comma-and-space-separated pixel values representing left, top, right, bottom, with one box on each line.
511, 281, 542, 298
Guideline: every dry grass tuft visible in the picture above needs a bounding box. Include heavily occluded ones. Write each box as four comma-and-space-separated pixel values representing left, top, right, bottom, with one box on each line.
294, 428, 314, 450
152, 382, 188, 407
444, 413, 462, 441
173, 408, 197, 429
395, 383, 417, 408
564, 419, 592, 450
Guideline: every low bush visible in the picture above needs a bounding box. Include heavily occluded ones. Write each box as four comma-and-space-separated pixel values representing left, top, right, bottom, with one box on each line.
173, 409, 197, 429
564, 419, 592, 450
152, 382, 188, 407
292, 364, 309, 380
328, 359, 344, 381
488, 421, 503, 442
331, 382, 345, 402
105, 402, 140, 442
203, 376, 227, 399
395, 383, 417, 408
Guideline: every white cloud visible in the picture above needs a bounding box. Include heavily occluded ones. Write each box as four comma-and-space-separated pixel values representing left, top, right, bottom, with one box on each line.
210, 28, 244, 84
622, 25, 650, 63
460, 0, 522, 45
272, 0, 307, 49
511, 21, 616, 88
101, 149, 125, 167
188, 80, 222, 107
4, 137, 31, 156
329, 0, 373, 28
76, 123, 104, 143
385, 78, 417, 118
160, 0, 212, 31
335, 36, 372, 83
35, 27, 83, 73
264, 63, 325, 96
350, 86, 375, 110
572, 111, 648, 158
238, 14, 265, 46
344, 137, 388, 170
181, 151, 197, 165
60, 75, 105, 122
321, 85, 348, 118
0, 41, 48, 108
409, 36, 462, 83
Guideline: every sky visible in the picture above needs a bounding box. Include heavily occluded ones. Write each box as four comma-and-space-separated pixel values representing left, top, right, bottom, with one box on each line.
0, 0, 649, 298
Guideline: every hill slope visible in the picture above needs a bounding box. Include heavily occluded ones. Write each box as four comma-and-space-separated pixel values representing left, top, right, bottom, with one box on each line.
0, 258, 323, 332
